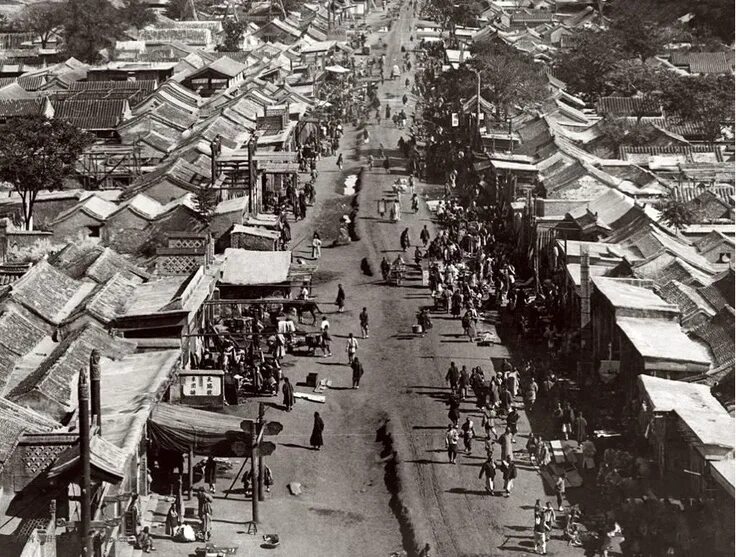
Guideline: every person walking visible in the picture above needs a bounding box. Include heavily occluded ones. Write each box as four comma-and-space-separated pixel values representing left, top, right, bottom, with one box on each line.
310, 412, 324, 450
543, 502, 557, 541
351, 355, 364, 389
346, 333, 359, 364
400, 228, 410, 251
311, 232, 322, 259
359, 307, 369, 338
534, 509, 550, 555
337, 153, 344, 170
445, 362, 459, 392
282, 376, 295, 411
199, 489, 213, 540
575, 411, 588, 443
461, 416, 476, 454
204, 455, 217, 493
321, 329, 333, 357
555, 472, 567, 511
420, 224, 430, 247
445, 423, 459, 464
499, 427, 514, 462
499, 458, 517, 497
458, 365, 470, 400
507, 407, 520, 443
478, 457, 496, 494
336, 284, 346, 312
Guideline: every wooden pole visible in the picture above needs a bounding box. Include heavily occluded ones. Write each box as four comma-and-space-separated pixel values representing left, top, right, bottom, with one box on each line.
78, 368, 92, 557
188, 447, 194, 501
257, 402, 265, 502
250, 421, 258, 523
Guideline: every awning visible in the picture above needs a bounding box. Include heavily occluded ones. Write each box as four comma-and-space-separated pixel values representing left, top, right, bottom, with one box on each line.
325, 65, 350, 74
221, 249, 292, 285
148, 403, 249, 456
48, 436, 127, 483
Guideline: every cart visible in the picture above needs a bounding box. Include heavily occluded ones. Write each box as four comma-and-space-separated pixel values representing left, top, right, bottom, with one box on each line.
387, 262, 406, 286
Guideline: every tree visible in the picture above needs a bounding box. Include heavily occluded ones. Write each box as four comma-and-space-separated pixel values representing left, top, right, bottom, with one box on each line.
657, 193, 696, 231
0, 116, 93, 230
609, 0, 674, 62
662, 74, 734, 142
166, 0, 195, 20
554, 29, 621, 101
18, 2, 65, 49
469, 40, 547, 119
216, 18, 246, 52
193, 185, 218, 227
118, 0, 155, 29
596, 117, 659, 155
62, 0, 123, 62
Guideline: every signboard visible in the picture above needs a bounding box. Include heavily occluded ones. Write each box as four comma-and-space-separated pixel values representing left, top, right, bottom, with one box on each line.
451, 113, 459, 127
179, 369, 225, 408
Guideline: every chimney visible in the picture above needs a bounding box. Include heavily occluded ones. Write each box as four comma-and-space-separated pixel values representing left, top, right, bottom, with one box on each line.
89, 349, 101, 433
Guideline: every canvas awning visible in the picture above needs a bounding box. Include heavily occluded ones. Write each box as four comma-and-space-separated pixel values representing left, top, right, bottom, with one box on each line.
148, 403, 249, 456
325, 64, 350, 74
48, 435, 127, 483
221, 249, 292, 285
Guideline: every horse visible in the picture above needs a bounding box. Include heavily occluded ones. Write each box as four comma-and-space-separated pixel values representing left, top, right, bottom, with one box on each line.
285, 301, 321, 325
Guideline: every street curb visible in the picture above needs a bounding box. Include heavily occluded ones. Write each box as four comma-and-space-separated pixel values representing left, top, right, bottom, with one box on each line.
379, 414, 434, 557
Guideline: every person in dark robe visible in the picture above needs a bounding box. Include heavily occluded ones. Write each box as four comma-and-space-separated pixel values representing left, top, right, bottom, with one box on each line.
310, 412, 324, 450
165, 502, 179, 537
351, 356, 364, 389
204, 455, 217, 493
282, 376, 295, 411
335, 284, 346, 312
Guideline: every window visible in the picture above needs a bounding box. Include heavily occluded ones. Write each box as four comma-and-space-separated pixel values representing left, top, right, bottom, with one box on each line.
88, 225, 101, 238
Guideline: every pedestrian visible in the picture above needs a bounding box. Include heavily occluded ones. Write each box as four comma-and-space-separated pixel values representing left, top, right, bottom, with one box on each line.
448, 404, 460, 427
526, 433, 539, 465
400, 228, 410, 251
200, 490, 213, 540
282, 376, 295, 411
458, 365, 470, 399
543, 502, 556, 538
357, 308, 370, 339
337, 153, 343, 170
506, 407, 519, 443
320, 315, 330, 332
445, 361, 459, 391
165, 502, 179, 537
499, 427, 514, 462
478, 457, 496, 494
368, 154, 374, 168
537, 437, 551, 467
346, 332, 359, 364
482, 404, 496, 440
311, 232, 322, 259
575, 411, 588, 443
351, 355, 364, 388
383, 156, 390, 173
336, 283, 346, 312
204, 454, 217, 493
533, 510, 549, 555
321, 329, 333, 357
402, 93, 408, 105
499, 458, 517, 496
555, 472, 567, 511
526, 378, 538, 411
263, 465, 274, 493
445, 423, 459, 464
561, 401, 575, 441
420, 224, 430, 247
461, 416, 476, 454
310, 412, 324, 450
128, 494, 141, 537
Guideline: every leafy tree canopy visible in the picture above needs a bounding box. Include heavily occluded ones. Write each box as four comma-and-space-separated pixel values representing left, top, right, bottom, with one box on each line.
0, 116, 93, 230
17, 2, 65, 49
216, 18, 247, 52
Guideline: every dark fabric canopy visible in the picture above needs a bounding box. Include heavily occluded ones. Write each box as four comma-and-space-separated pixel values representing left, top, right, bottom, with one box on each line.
148, 403, 248, 456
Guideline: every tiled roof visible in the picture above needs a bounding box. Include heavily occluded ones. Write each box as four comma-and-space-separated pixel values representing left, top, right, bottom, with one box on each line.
672, 51, 735, 74
0, 74, 47, 91
0, 99, 45, 118
48, 243, 149, 283
66, 80, 157, 106
691, 306, 735, 367
620, 144, 723, 161
141, 28, 212, 45
0, 309, 48, 392
698, 268, 735, 312
673, 183, 734, 205
8, 260, 87, 325
598, 96, 662, 117
0, 397, 59, 473
658, 279, 715, 330
9, 325, 137, 420
52, 99, 129, 130
79, 273, 143, 324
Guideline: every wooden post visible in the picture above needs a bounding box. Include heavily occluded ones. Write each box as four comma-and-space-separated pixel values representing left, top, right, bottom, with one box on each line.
188, 447, 194, 501
78, 368, 92, 557
257, 402, 265, 502
250, 421, 258, 524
